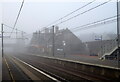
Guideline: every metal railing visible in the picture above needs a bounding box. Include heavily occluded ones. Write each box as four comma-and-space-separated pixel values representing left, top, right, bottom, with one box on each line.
100, 38, 119, 59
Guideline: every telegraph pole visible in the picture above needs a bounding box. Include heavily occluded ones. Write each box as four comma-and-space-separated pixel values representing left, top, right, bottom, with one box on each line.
117, 0, 120, 68
16, 29, 17, 39
52, 25, 55, 57
21, 31, 24, 39
1, 23, 4, 57
101, 35, 103, 57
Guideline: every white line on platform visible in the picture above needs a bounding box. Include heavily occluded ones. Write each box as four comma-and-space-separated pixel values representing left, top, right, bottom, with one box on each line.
13, 56, 60, 82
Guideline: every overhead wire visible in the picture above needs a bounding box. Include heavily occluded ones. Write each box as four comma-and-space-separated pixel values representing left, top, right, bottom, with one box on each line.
3, 23, 33, 40
56, 0, 112, 25
40, 0, 97, 32
2, 23, 30, 39
72, 19, 117, 31
40, 0, 112, 33
71, 15, 120, 32
45, 0, 96, 27
9, 0, 24, 37
3, 23, 26, 33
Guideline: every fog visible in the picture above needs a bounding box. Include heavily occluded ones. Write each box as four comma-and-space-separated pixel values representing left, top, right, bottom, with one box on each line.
2, 0, 116, 33
0, 0, 119, 60
0, 0, 120, 81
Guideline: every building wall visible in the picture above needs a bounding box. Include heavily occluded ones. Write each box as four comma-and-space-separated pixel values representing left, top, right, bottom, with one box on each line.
29, 28, 89, 56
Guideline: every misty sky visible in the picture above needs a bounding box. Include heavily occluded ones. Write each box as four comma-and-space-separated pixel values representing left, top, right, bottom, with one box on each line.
0, 0, 118, 39
0, 0, 119, 81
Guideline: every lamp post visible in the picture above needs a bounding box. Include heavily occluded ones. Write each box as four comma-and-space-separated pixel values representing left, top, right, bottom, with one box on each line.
1, 23, 4, 57
100, 35, 103, 56
62, 41, 66, 57
52, 25, 55, 57
117, 0, 120, 68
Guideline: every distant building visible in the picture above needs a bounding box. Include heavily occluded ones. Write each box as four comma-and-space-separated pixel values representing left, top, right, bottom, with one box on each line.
28, 27, 89, 55
86, 38, 119, 58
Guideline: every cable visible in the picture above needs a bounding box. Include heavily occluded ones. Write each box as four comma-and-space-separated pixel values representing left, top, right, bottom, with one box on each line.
45, 0, 96, 27
2, 23, 29, 41
71, 15, 120, 32
9, 0, 24, 37
2, 23, 28, 39
40, 0, 112, 33
73, 19, 116, 31
37, 0, 111, 33
3, 23, 26, 33
56, 0, 112, 25
72, 15, 118, 30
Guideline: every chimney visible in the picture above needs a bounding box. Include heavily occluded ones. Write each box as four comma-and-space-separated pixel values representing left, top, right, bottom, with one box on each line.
55, 26, 59, 33
45, 28, 49, 33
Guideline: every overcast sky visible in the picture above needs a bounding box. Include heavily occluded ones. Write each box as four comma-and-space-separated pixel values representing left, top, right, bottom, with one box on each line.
0, 0, 118, 38
0, 0, 119, 80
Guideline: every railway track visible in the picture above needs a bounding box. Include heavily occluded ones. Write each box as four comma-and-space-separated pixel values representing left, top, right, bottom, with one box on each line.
2, 56, 33, 82
11, 54, 113, 82
3, 55, 69, 82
